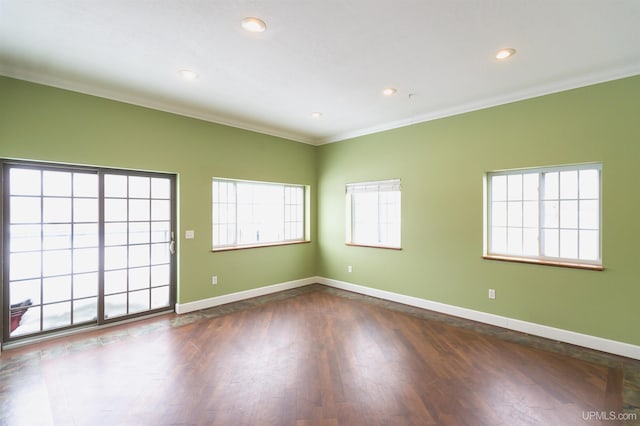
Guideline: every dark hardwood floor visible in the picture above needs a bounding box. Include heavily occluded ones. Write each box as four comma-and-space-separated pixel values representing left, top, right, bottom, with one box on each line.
1, 285, 639, 425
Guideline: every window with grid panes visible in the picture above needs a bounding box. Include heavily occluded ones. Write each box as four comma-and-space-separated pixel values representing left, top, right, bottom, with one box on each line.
486, 163, 601, 267
346, 179, 401, 249
212, 178, 305, 249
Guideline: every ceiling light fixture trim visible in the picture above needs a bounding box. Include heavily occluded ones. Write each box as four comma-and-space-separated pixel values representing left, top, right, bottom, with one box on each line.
382, 87, 397, 96
495, 48, 516, 60
241, 17, 267, 33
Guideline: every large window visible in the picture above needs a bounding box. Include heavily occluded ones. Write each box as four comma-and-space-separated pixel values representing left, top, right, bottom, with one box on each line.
212, 178, 306, 249
346, 179, 401, 249
485, 163, 602, 269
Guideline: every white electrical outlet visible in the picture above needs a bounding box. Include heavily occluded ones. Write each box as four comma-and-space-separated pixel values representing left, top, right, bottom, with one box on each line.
185, 230, 195, 239
212, 275, 218, 285
488, 289, 496, 299
348, 265, 352, 273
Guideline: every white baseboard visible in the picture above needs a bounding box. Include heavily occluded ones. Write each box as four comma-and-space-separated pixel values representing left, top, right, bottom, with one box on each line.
175, 277, 316, 314
316, 277, 640, 361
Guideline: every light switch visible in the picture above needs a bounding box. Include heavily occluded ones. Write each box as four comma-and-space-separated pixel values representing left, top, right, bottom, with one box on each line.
185, 230, 195, 239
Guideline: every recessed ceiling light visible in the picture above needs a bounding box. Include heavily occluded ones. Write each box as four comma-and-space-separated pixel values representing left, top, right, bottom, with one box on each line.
311, 112, 323, 118
179, 69, 199, 80
495, 48, 516, 60
382, 87, 397, 96
241, 17, 267, 33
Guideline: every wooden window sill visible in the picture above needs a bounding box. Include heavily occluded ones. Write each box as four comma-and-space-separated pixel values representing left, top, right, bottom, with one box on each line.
212, 240, 311, 252
345, 243, 402, 251
483, 255, 604, 271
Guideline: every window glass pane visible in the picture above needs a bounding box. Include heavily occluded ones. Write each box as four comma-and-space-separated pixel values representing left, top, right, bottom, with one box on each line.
560, 171, 578, 199
11, 197, 41, 223
105, 199, 127, 222
151, 178, 171, 199
105, 270, 127, 294
507, 175, 522, 200
151, 221, 171, 243
73, 223, 99, 248
11, 169, 41, 195
43, 171, 71, 196
129, 290, 150, 313
151, 264, 170, 287
151, 199, 171, 221
74, 198, 98, 222
104, 174, 127, 197
129, 199, 150, 221
43, 302, 71, 330
579, 169, 599, 199
73, 298, 97, 324
105, 294, 127, 318
74, 272, 98, 298
43, 198, 72, 223
129, 267, 150, 290
129, 176, 150, 198
491, 175, 506, 201
73, 248, 99, 274
522, 174, 539, 201
151, 243, 170, 265
507, 201, 522, 227
43, 249, 72, 277
43, 224, 71, 250
560, 200, 578, 229
579, 200, 599, 230
10, 224, 41, 252
522, 201, 538, 228
105, 246, 128, 270
543, 229, 559, 257
129, 244, 150, 267
490, 227, 507, 253
10, 279, 41, 305
560, 229, 578, 259
151, 287, 170, 309
43, 275, 71, 303
507, 228, 522, 255
579, 230, 599, 261
105, 222, 128, 246
543, 172, 559, 200
129, 222, 150, 244
542, 201, 559, 228
522, 228, 538, 256
73, 173, 98, 197
11, 252, 41, 280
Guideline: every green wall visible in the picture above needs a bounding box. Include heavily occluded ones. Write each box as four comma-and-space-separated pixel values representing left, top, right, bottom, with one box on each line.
2, 74, 639, 347
317, 75, 640, 346
0, 76, 317, 304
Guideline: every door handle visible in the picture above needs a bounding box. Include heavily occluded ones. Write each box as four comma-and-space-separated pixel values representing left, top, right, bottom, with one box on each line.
169, 232, 176, 255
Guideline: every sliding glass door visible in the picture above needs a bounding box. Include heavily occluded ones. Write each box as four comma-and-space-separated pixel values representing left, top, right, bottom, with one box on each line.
3, 162, 176, 342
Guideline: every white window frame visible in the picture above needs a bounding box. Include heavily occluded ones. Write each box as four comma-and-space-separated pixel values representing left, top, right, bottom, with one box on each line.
212, 178, 307, 250
346, 179, 402, 249
485, 163, 602, 270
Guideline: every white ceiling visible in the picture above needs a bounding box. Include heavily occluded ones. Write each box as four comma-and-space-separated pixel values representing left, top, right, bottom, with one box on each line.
1, 1, 639, 145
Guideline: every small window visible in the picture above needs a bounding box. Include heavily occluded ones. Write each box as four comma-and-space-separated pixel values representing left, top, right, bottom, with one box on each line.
346, 179, 401, 249
212, 178, 306, 250
485, 163, 602, 269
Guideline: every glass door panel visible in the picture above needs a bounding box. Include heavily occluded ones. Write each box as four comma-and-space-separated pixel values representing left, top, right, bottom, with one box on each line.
6, 167, 99, 337
4, 163, 175, 342
103, 173, 173, 321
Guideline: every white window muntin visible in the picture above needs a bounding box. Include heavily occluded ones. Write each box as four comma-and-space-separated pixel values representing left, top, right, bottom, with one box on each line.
346, 179, 401, 248
212, 178, 305, 249
487, 163, 601, 265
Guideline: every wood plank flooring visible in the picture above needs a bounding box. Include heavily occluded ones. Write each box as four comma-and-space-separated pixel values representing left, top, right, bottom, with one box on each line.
1, 284, 639, 425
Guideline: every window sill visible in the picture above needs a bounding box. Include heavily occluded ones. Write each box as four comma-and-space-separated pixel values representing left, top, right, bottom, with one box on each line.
212, 240, 311, 252
345, 243, 402, 251
483, 255, 604, 271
